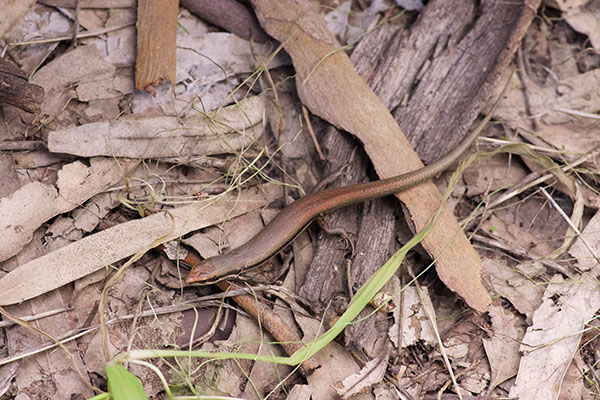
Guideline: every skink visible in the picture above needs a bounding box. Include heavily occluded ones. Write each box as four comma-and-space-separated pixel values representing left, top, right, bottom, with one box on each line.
185, 110, 494, 284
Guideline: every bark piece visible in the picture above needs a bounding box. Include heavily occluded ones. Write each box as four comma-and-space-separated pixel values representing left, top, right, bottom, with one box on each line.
251, 0, 539, 313
350, 0, 542, 306
299, 124, 366, 307
0, 58, 44, 113
135, 0, 178, 94
181, 0, 268, 42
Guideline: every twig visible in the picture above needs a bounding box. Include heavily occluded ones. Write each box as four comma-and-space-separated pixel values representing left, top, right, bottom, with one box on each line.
5, 23, 133, 48
160, 244, 320, 375
302, 105, 326, 161
516, 44, 539, 130
0, 141, 46, 151
71, 0, 81, 47
471, 234, 570, 275
0, 306, 72, 329
460, 144, 600, 226
406, 265, 464, 400
540, 187, 580, 235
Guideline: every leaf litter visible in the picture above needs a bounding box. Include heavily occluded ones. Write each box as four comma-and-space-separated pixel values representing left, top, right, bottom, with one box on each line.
0, 1, 600, 399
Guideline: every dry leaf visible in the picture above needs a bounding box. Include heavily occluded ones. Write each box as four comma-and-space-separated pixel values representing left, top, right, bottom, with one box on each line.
335, 346, 390, 399
31, 45, 115, 118
0, 157, 138, 262
103, 8, 137, 67
176, 32, 289, 87
0, 155, 20, 197
5, 288, 94, 398
292, 304, 372, 399
569, 208, 600, 272
287, 384, 312, 400
482, 259, 544, 323
388, 286, 436, 348
76, 69, 134, 101
496, 69, 600, 143
307, 341, 374, 400
0, 0, 35, 37
4, 6, 71, 75
509, 273, 600, 399
558, 353, 587, 399
250, 0, 491, 312
0, 183, 282, 305
194, 315, 260, 397
483, 304, 526, 392
462, 154, 528, 197
554, 0, 600, 49
48, 95, 266, 158
12, 151, 70, 169
240, 320, 293, 399
481, 215, 556, 258
132, 12, 289, 117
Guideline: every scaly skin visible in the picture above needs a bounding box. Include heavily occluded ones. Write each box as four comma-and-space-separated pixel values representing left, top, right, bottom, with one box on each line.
185, 106, 496, 284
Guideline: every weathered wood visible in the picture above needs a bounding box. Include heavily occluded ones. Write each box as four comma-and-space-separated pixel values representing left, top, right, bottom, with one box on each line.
291, 0, 540, 313
181, 0, 268, 42
135, 0, 178, 94
356, 1, 534, 164
0, 58, 44, 113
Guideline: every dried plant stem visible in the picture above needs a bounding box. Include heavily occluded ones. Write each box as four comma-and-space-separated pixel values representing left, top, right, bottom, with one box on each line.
165, 245, 320, 375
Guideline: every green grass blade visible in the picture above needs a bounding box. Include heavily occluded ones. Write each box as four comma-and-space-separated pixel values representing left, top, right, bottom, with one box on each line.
106, 363, 147, 400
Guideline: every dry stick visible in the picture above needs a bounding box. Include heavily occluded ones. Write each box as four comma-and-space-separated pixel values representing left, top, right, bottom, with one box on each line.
71, 0, 81, 47
259, 59, 283, 137
0, 300, 242, 367
135, 0, 178, 92
471, 234, 569, 275
397, 273, 406, 354
302, 105, 326, 161
0, 58, 44, 113
0, 328, 92, 367
516, 44, 539, 131
4, 23, 133, 49
170, 246, 320, 375
540, 187, 581, 236
423, 396, 512, 400
0, 141, 46, 151
421, 394, 517, 400
406, 265, 465, 400
540, 187, 600, 264
0, 306, 102, 393
479, 136, 588, 157
0, 306, 72, 329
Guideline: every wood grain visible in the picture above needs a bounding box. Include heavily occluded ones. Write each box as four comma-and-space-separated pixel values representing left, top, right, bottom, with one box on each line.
250, 0, 539, 313
135, 0, 178, 94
